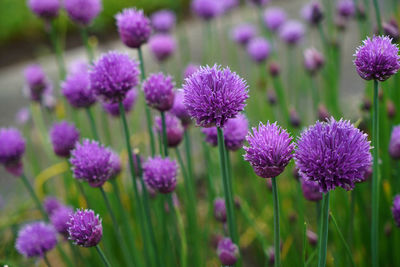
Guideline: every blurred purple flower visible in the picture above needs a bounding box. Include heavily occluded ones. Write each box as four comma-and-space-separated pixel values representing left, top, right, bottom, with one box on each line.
263, 7, 287, 32
143, 72, 175, 111
217, 237, 239, 266
49, 121, 80, 158
301, 1, 324, 25
231, 23, 257, 46
155, 113, 184, 147
191, 0, 223, 20
301, 179, 323, 201
0, 128, 26, 176
28, 0, 60, 20
149, 34, 176, 62
183, 63, 200, 79
15, 108, 30, 125
64, 0, 102, 26
24, 64, 51, 102
247, 37, 271, 63
143, 156, 178, 194
389, 125, 400, 160
303, 47, 325, 75
337, 0, 355, 18
151, 10, 176, 33
116, 8, 151, 48
43, 196, 62, 216
214, 198, 227, 223
279, 20, 305, 45
50, 205, 73, 237
15, 222, 57, 257
170, 91, 192, 128
103, 89, 138, 117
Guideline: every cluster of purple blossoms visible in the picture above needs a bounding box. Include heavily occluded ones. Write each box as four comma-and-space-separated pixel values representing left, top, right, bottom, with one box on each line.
15, 222, 57, 258
143, 156, 178, 194
247, 37, 271, 63
301, 1, 324, 26
303, 48, 325, 75
116, 8, 152, 49
64, 0, 102, 26
90, 51, 140, 103
0, 128, 26, 176
231, 23, 257, 46
383, 20, 399, 42
155, 113, 184, 147
263, 7, 287, 33
109, 150, 122, 177
354, 36, 400, 82
301, 179, 323, 202
28, 0, 60, 20
244, 122, 294, 178
149, 34, 176, 62
43, 196, 62, 215
170, 91, 192, 128
191, 0, 222, 20
295, 118, 372, 192
67, 209, 103, 247
183, 63, 199, 79
214, 198, 227, 223
217, 237, 239, 266
151, 9, 176, 33
279, 20, 305, 45
389, 125, 400, 159
49, 121, 80, 158
392, 195, 400, 227
50, 205, 74, 237
24, 64, 51, 102
70, 139, 113, 187
202, 127, 218, 146
103, 89, 138, 117
143, 73, 175, 111
183, 65, 249, 128
337, 0, 355, 18
307, 230, 318, 246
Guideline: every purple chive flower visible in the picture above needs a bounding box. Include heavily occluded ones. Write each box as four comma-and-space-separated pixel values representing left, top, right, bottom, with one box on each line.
143, 156, 178, 194
62, 67, 97, 108
353, 36, 400, 82
301, 179, 323, 201
223, 114, 249, 151
151, 10, 176, 33
116, 8, 151, 49
24, 64, 51, 102
15, 222, 57, 258
247, 37, 271, 63
231, 23, 257, 46
279, 20, 305, 45
183, 64, 249, 127
0, 128, 26, 176
221, 0, 239, 13
155, 113, 184, 147
143, 72, 175, 111
27, 0, 60, 20
191, 0, 222, 20
290, 108, 301, 128
16, 108, 30, 125
247, 0, 270, 6
103, 89, 138, 117
214, 198, 227, 223
337, 0, 355, 18
149, 34, 177, 62
295, 118, 372, 193
307, 230, 318, 246
67, 209, 103, 247
303, 48, 325, 75
301, 1, 324, 25
244, 122, 294, 178
383, 20, 399, 42
183, 63, 200, 79
392, 195, 400, 227
43, 196, 62, 216
263, 7, 287, 32
49, 121, 80, 158
202, 127, 218, 146
217, 237, 239, 266
50, 205, 73, 237
170, 91, 192, 128
109, 151, 122, 177
90, 51, 140, 103
64, 0, 102, 26
389, 125, 400, 160
70, 139, 113, 187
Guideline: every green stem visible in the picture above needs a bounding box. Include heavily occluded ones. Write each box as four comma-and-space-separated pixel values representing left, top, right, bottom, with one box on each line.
271, 178, 280, 267
330, 212, 355, 266
184, 130, 194, 180
101, 110, 112, 145
310, 77, 319, 113
20, 173, 47, 219
80, 27, 94, 63
303, 222, 307, 267
44, 254, 52, 267
174, 199, 188, 267
318, 192, 330, 267
202, 142, 216, 212
160, 111, 169, 157
95, 245, 112, 267
138, 47, 156, 156
372, 0, 382, 34
49, 21, 66, 80
75, 180, 91, 207
372, 79, 380, 267
272, 77, 291, 127
85, 108, 99, 140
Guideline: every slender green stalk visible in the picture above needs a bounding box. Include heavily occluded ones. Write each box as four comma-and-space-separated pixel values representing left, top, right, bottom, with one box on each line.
138, 47, 156, 156
44, 254, 52, 267
271, 178, 280, 267
217, 128, 238, 244
173, 198, 188, 267
85, 108, 99, 140
20, 173, 47, 219
310, 77, 319, 113
160, 111, 169, 157
95, 245, 112, 267
318, 192, 330, 267
184, 130, 194, 180
49, 21, 66, 80
303, 222, 307, 267
371, 79, 380, 267
305, 249, 318, 267
80, 27, 94, 63
271, 77, 290, 127
202, 142, 216, 211
372, 0, 382, 34
101, 111, 112, 145
330, 212, 355, 266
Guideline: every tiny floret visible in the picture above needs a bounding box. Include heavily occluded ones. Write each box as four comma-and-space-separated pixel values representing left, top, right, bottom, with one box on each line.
143, 156, 178, 194
67, 209, 103, 247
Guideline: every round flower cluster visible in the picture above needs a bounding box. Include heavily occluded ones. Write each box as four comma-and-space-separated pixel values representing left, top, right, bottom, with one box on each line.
49, 121, 80, 158
0, 128, 26, 176
143, 156, 178, 194
67, 209, 103, 247
64, 0, 102, 26
116, 8, 151, 48
155, 113, 184, 147
143, 73, 175, 111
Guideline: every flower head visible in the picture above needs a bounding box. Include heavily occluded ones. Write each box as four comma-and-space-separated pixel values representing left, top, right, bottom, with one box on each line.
263, 7, 287, 32
303, 48, 325, 75
49, 121, 80, 158
24, 64, 51, 102
301, 1, 324, 25
103, 89, 138, 117
90, 51, 140, 103
43, 196, 62, 216
116, 8, 151, 48
70, 139, 113, 187
279, 20, 305, 45
295, 118, 372, 192
221, 0, 239, 13
217, 237, 239, 266
244, 122, 294, 178
337, 0, 355, 18
214, 198, 227, 222
109, 150, 122, 177
392, 195, 400, 227
28, 0, 60, 19
301, 179, 323, 201
223, 114, 249, 151
0, 128, 26, 176
15, 222, 57, 257
143, 156, 178, 194
149, 34, 176, 62
247, 37, 271, 63
151, 10, 176, 33
389, 125, 400, 159
231, 23, 257, 46
183, 65, 249, 127
143, 73, 175, 111
183, 63, 199, 79
353, 36, 400, 82
50, 205, 73, 237
155, 113, 184, 147
67, 209, 102, 247
191, 0, 222, 20
64, 0, 102, 26
170, 91, 192, 127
